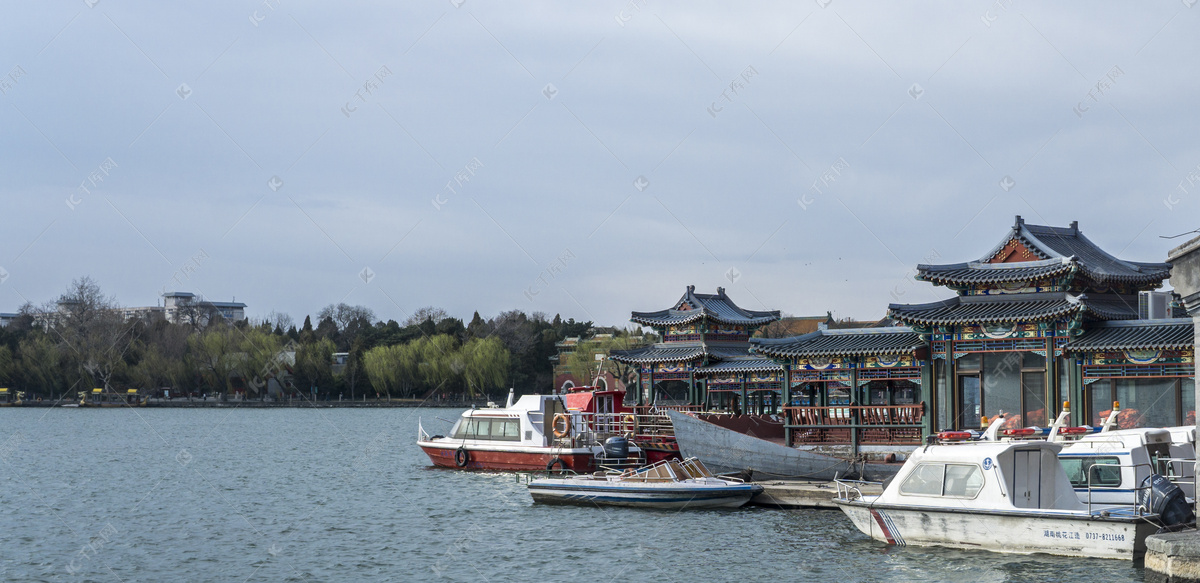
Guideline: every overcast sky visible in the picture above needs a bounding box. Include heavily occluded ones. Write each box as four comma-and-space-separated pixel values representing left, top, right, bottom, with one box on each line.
2, 1, 1198, 327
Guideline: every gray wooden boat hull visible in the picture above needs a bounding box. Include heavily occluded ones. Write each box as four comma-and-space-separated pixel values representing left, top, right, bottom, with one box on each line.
666, 411, 903, 481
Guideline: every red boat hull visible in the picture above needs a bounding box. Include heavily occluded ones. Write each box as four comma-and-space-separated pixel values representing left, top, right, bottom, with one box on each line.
420, 445, 594, 472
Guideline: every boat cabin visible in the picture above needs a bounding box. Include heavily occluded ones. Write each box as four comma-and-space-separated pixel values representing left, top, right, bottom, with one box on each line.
881, 440, 1085, 511
1059, 427, 1195, 503
446, 395, 563, 447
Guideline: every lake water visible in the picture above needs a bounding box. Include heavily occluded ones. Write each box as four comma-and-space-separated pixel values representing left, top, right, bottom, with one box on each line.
0, 407, 1146, 582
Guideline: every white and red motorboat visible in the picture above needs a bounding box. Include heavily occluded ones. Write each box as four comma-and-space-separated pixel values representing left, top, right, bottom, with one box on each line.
417, 388, 645, 472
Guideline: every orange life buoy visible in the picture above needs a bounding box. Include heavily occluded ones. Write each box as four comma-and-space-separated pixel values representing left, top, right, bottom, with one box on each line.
552, 413, 571, 438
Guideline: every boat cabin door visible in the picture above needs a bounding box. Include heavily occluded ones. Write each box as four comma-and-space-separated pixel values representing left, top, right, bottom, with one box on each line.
1012, 449, 1041, 508
595, 393, 615, 434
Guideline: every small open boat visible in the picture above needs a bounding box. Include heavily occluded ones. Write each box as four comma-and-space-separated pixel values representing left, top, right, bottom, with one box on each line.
528, 457, 762, 509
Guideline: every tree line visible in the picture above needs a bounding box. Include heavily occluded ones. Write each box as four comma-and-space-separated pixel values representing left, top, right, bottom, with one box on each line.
0, 277, 593, 401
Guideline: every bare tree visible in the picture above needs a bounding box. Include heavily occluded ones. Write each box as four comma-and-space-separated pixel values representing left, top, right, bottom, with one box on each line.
264, 310, 294, 332
403, 306, 448, 327
174, 297, 221, 333
318, 303, 375, 332
50, 277, 139, 392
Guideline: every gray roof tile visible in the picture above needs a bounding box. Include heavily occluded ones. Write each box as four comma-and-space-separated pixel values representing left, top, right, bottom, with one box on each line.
1065, 318, 1195, 351
753, 327, 923, 358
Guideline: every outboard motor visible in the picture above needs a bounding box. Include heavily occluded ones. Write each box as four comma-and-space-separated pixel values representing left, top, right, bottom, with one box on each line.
1138, 474, 1195, 528
602, 436, 629, 459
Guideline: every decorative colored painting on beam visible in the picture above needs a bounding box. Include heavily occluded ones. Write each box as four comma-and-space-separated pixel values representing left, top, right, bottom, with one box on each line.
1081, 350, 1194, 367
986, 238, 1041, 264
667, 323, 699, 336
966, 280, 1067, 296
791, 356, 848, 370
957, 322, 1051, 340
713, 325, 747, 335
655, 361, 694, 373
707, 372, 741, 385
749, 371, 781, 383
862, 354, 917, 368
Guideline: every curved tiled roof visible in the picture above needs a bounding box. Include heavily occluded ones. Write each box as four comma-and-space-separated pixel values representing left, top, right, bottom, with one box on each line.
916, 217, 1171, 288
888, 295, 1077, 326
918, 258, 1075, 286
1065, 318, 1195, 352
630, 285, 780, 327
609, 345, 706, 364
888, 292, 1138, 326
694, 358, 784, 375
753, 327, 924, 358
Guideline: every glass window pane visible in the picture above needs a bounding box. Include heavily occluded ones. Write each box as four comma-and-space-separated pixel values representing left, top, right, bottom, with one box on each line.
1022, 352, 1046, 370
894, 381, 919, 405
827, 384, 851, 406
1089, 381, 1112, 426
1184, 380, 1195, 427
957, 353, 981, 372
1061, 457, 1121, 487
1023, 372, 1047, 426
944, 464, 984, 497
960, 376, 981, 430
900, 463, 945, 496
1116, 378, 1177, 429
472, 419, 491, 439
983, 353, 1022, 426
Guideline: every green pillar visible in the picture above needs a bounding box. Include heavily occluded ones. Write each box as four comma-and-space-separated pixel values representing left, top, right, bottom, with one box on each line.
1045, 338, 1057, 423
740, 376, 748, 416
946, 345, 958, 430
921, 358, 934, 436
850, 364, 859, 457
1080, 355, 1089, 424
783, 364, 793, 446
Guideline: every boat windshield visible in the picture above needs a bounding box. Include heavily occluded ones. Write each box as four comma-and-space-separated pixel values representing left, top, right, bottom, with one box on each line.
899, 463, 984, 498
1060, 457, 1121, 488
451, 418, 522, 441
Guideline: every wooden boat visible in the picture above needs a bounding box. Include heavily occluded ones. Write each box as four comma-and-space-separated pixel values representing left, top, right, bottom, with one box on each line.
834, 436, 1193, 560
528, 457, 761, 508
666, 410, 903, 481
418, 389, 644, 472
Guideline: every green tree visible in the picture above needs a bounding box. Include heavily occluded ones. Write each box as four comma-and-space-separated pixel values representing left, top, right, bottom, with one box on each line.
461, 337, 509, 398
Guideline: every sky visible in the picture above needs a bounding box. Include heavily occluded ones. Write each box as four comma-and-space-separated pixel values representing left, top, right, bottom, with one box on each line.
1, 1, 1198, 328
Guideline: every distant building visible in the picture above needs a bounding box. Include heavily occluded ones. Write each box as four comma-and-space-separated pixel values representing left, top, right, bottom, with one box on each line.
27, 291, 247, 329
0, 313, 18, 327
161, 292, 246, 324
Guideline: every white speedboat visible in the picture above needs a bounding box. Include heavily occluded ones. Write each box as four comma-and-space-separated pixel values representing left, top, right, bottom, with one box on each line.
834, 436, 1192, 560
528, 457, 762, 509
418, 389, 643, 472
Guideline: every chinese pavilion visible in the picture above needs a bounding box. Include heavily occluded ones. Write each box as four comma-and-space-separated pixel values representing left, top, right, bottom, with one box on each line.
610, 286, 781, 412
752, 326, 928, 449
887, 215, 1187, 431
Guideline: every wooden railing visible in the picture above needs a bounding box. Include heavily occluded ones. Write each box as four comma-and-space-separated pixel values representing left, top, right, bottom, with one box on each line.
783, 403, 925, 445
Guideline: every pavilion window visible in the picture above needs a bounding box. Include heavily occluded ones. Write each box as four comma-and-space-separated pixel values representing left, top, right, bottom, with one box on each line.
867, 381, 888, 405
866, 380, 919, 405
827, 383, 851, 406
935, 359, 949, 430
982, 352, 1022, 422
1184, 379, 1195, 426
792, 385, 818, 406
1021, 352, 1047, 426
1115, 378, 1178, 429
1088, 381, 1113, 426
893, 381, 919, 405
